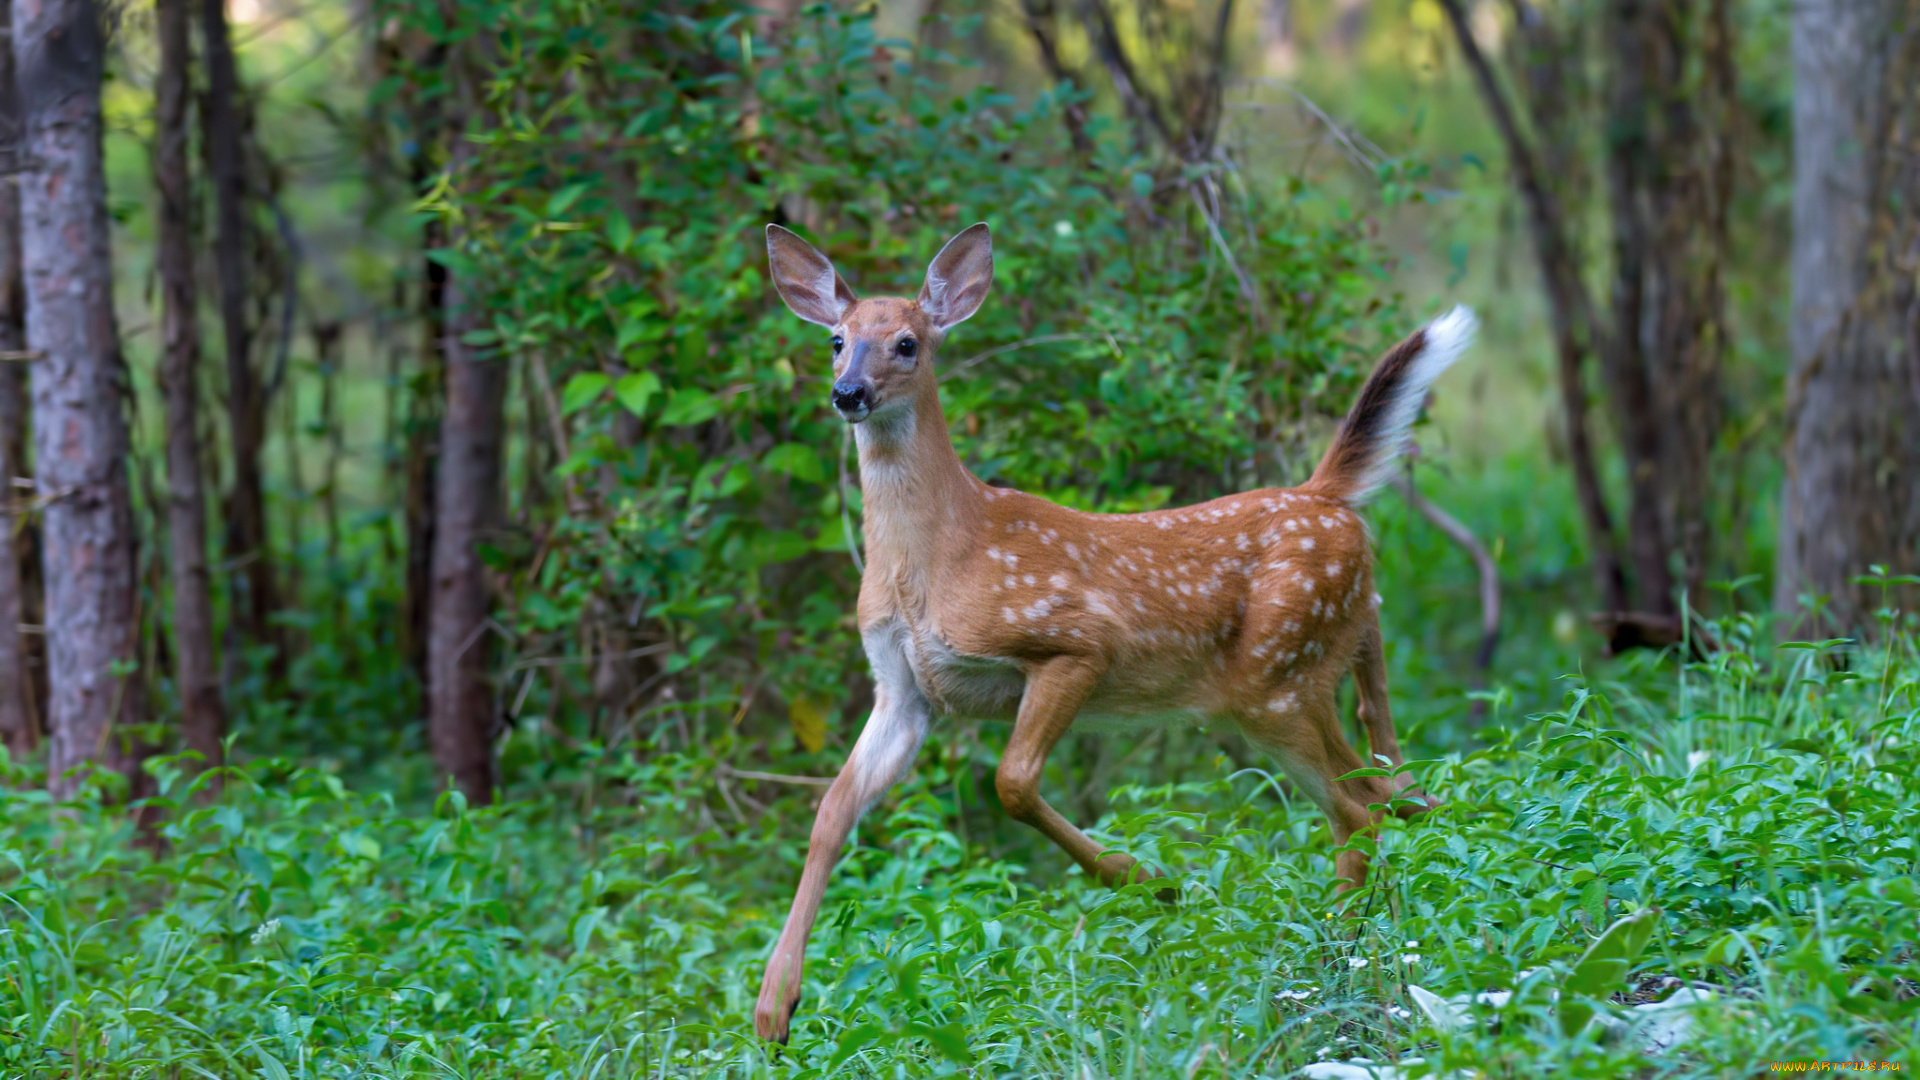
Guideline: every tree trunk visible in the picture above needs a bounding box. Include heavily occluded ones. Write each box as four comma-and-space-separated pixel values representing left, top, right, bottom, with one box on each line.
156, 0, 225, 768
200, 0, 276, 659
429, 267, 505, 804
1439, 0, 1630, 617
394, 33, 449, 695
13, 0, 145, 798
402, 230, 444, 689
1445, 0, 1730, 649
1777, 0, 1920, 633
1601, 0, 1732, 618
0, 0, 39, 756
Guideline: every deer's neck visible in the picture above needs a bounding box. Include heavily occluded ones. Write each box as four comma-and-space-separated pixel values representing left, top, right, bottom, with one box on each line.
854, 381, 982, 609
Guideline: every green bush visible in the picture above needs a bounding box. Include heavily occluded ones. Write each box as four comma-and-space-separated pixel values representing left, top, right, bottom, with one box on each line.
383, 0, 1406, 752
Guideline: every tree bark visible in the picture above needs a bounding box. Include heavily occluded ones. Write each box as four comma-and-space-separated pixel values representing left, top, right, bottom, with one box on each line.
402, 228, 444, 689
200, 0, 276, 658
156, 0, 225, 768
1777, 0, 1920, 633
13, 0, 145, 798
1601, 0, 1732, 617
429, 267, 505, 804
0, 0, 39, 756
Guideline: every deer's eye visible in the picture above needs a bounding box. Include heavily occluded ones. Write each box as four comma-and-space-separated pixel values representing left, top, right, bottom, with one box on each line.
831, 336, 844, 354
898, 338, 917, 357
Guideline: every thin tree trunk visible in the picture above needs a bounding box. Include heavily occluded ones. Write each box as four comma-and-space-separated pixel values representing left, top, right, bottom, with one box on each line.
429, 266, 505, 804
13, 0, 145, 798
314, 320, 344, 632
156, 0, 224, 768
0, 0, 38, 756
1438, 0, 1629, 617
396, 34, 449, 694
427, 34, 503, 802
402, 227, 443, 688
1777, 0, 1920, 633
200, 0, 276, 659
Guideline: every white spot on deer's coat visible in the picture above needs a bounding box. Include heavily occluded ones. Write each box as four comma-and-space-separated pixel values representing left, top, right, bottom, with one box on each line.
1002, 607, 1017, 623
1300, 537, 1316, 551
1326, 561, 1342, 578
1022, 598, 1053, 620
1023, 574, 1036, 586
1050, 573, 1069, 589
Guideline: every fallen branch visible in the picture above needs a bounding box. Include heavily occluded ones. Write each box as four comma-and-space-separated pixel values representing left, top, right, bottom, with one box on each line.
1390, 471, 1501, 672
720, 764, 835, 788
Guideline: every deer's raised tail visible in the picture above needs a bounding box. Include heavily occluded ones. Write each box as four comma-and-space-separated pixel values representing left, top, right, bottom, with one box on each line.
1304, 305, 1477, 503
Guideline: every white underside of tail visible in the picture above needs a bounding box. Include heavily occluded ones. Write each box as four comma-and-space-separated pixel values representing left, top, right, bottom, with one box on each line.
1350, 305, 1477, 501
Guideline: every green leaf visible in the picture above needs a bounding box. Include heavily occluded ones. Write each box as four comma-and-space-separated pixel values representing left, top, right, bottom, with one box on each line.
572, 908, 603, 954
659, 389, 719, 426
762, 442, 825, 484
547, 183, 590, 217
561, 373, 610, 414
423, 246, 478, 278
1130, 171, 1153, 198
250, 1045, 294, 1080
1559, 908, 1659, 1036
235, 846, 273, 890
607, 209, 634, 253
614, 371, 660, 417
911, 1021, 975, 1064
828, 1024, 894, 1070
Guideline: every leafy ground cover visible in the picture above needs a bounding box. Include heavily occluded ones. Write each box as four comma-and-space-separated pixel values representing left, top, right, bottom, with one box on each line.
4, 605, 1915, 1078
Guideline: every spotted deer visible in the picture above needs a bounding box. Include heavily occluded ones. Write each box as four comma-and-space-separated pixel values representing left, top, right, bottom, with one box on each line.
754, 221, 1472, 1042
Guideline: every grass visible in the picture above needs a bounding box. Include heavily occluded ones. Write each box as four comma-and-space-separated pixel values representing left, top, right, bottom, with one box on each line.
3, 598, 1916, 1078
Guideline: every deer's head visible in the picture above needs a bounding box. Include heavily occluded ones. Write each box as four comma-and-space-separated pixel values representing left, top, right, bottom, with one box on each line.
767, 223, 993, 424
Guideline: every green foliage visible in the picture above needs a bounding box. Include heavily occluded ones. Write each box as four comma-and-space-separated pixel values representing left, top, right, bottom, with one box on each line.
4, 623, 1915, 1076
383, 0, 1403, 748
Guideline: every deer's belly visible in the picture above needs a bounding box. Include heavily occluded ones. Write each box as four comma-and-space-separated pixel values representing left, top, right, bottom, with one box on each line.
910, 633, 1026, 720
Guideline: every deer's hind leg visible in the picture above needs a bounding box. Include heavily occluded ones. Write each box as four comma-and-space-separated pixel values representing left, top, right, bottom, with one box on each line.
1235, 686, 1392, 891
1351, 613, 1436, 818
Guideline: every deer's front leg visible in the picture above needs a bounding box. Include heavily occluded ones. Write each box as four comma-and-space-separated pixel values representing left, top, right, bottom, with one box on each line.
755, 644, 929, 1043
994, 656, 1164, 893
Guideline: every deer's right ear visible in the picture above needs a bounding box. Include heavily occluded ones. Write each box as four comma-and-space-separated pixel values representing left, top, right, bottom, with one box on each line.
767, 224, 857, 327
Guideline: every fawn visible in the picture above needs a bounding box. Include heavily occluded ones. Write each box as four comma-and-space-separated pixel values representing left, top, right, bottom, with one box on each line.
754, 221, 1470, 1042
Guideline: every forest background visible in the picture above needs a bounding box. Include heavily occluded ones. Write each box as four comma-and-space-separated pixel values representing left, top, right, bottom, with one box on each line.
1, 0, 1917, 1075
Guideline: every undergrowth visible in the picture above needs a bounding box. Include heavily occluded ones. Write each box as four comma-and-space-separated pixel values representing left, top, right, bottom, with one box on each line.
3, 616, 1916, 1078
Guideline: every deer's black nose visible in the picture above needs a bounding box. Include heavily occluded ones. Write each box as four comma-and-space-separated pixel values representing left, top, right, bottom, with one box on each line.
831, 382, 870, 418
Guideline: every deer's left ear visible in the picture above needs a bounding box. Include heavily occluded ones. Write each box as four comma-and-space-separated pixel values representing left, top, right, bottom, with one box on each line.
768, 224, 858, 327
918, 223, 993, 330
